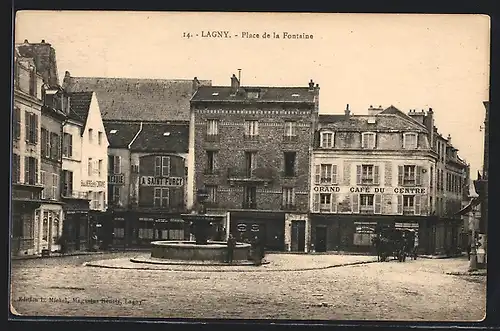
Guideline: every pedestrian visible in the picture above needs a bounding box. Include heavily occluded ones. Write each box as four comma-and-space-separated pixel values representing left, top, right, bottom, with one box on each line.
226, 234, 236, 264
252, 236, 262, 266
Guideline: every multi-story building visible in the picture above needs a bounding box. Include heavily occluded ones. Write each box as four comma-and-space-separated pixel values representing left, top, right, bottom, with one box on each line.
190, 74, 320, 251
310, 105, 467, 255
11, 48, 44, 256
103, 121, 190, 247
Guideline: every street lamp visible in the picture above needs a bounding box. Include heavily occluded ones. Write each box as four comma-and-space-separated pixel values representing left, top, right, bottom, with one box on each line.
469, 208, 478, 271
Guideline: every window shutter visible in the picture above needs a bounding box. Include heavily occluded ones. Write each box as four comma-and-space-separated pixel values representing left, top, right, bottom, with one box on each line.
420, 195, 427, 215
374, 194, 382, 214
68, 171, 73, 193
356, 165, 362, 185
415, 195, 421, 215
332, 165, 338, 184
374, 165, 380, 185
33, 114, 38, 143
398, 165, 404, 185
331, 194, 337, 213
68, 135, 73, 157
397, 195, 403, 214
313, 193, 320, 212
24, 156, 29, 184
416, 166, 422, 186
25, 111, 30, 142
352, 193, 359, 213
314, 165, 320, 185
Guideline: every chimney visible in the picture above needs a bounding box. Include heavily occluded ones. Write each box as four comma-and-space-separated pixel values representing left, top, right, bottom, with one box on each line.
368, 105, 384, 116
230, 74, 240, 95
308, 79, 315, 91
238, 69, 242, 84
424, 107, 435, 146
41, 39, 45, 43
192, 76, 201, 94
345, 104, 350, 118
66, 95, 71, 115
447, 134, 452, 144
407, 108, 426, 124
24, 39, 28, 43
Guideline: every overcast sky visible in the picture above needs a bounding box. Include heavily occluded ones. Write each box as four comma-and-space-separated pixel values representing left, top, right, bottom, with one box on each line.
15, 11, 490, 176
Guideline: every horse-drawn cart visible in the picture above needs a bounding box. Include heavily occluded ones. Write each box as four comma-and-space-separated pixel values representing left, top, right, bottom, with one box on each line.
372, 226, 417, 262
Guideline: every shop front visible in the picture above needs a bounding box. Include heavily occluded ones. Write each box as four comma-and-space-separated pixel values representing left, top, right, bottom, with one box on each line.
11, 184, 44, 256
62, 197, 91, 252
229, 211, 285, 251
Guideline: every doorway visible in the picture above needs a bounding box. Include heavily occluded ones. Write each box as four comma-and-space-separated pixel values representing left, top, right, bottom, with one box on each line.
291, 220, 306, 252
315, 226, 327, 252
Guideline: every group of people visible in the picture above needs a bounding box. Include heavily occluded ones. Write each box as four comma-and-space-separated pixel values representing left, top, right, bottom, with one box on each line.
226, 234, 265, 265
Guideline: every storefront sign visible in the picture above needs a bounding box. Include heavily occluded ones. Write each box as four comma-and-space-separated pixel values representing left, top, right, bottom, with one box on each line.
156, 218, 168, 223
108, 174, 125, 185
349, 187, 385, 193
81, 180, 106, 188
393, 187, 426, 194
251, 224, 260, 232
313, 186, 340, 192
140, 176, 183, 187
237, 223, 247, 232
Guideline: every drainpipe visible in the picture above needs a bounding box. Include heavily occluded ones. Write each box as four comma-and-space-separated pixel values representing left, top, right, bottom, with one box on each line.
126, 122, 143, 247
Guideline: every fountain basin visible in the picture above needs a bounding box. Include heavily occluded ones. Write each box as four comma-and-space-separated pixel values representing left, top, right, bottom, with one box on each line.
151, 241, 251, 261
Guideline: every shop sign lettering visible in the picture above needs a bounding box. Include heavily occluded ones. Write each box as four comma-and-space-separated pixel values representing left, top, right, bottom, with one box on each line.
140, 176, 183, 187
81, 180, 106, 188
349, 187, 385, 193
237, 223, 247, 232
313, 186, 340, 192
108, 174, 125, 185
393, 187, 426, 194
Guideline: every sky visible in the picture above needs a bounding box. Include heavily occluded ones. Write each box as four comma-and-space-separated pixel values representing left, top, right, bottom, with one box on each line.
14, 11, 490, 176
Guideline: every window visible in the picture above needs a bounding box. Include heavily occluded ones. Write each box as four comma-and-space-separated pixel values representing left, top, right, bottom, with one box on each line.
356, 165, 380, 185
98, 159, 103, 177
154, 156, 171, 177
108, 155, 121, 174
111, 186, 120, 204
282, 187, 295, 208
40, 171, 46, 199
154, 188, 170, 207
62, 170, 73, 196
243, 186, 257, 209
244, 120, 259, 138
41, 128, 49, 158
320, 193, 332, 212
62, 133, 73, 158
25, 112, 38, 144
284, 121, 297, 139
51, 173, 58, 199
207, 119, 219, 136
98, 131, 103, 145
12, 154, 20, 183
398, 195, 421, 215
88, 158, 93, 176
24, 156, 38, 185
206, 151, 217, 174
206, 185, 218, 203
403, 133, 418, 149
88, 129, 93, 143
361, 132, 376, 149
398, 165, 422, 186
13, 108, 21, 140
320, 131, 334, 148
360, 194, 374, 213
404, 165, 415, 185
244, 152, 256, 177
430, 167, 434, 188
50, 133, 60, 160
284, 152, 296, 177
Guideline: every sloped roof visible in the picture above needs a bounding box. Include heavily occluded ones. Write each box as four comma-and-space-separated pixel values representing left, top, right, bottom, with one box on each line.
129, 123, 189, 153
380, 105, 426, 128
192, 86, 316, 103
103, 121, 142, 148
63, 76, 211, 121
16, 42, 60, 87
67, 91, 93, 124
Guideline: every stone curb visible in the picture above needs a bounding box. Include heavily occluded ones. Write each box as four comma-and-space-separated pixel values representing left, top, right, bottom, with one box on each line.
12, 251, 105, 261
84, 258, 378, 273
129, 257, 270, 267
446, 271, 487, 277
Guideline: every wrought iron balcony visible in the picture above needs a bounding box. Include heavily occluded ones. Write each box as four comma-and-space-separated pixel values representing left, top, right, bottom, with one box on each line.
227, 167, 274, 185
283, 135, 299, 143
61, 190, 91, 200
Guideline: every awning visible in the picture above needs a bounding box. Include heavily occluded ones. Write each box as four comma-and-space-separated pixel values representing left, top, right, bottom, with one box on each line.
455, 197, 481, 216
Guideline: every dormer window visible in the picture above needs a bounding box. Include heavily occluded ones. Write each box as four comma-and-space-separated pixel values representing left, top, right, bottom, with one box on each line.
403, 132, 418, 149
361, 132, 376, 149
320, 131, 334, 148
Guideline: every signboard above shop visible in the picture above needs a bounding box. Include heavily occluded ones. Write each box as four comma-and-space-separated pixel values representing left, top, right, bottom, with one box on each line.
81, 180, 106, 188
313, 186, 426, 195
108, 174, 125, 185
140, 176, 183, 187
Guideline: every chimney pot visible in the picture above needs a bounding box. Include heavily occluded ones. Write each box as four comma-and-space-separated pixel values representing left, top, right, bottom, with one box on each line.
346, 104, 349, 110
41, 39, 45, 43
24, 39, 28, 43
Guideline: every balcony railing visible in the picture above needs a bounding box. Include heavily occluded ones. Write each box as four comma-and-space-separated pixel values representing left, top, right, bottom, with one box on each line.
403, 207, 415, 215
227, 167, 274, 185
360, 206, 374, 214
281, 204, 296, 211
61, 190, 91, 200
205, 134, 220, 143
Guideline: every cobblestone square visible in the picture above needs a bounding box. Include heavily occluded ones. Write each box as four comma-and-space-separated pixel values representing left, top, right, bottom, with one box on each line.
10, 253, 486, 321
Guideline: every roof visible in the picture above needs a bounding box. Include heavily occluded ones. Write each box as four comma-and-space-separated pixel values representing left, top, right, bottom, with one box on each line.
104, 121, 142, 148
129, 123, 189, 153
191, 86, 316, 103
319, 106, 428, 132
63, 75, 211, 121
67, 91, 93, 124
15, 41, 60, 87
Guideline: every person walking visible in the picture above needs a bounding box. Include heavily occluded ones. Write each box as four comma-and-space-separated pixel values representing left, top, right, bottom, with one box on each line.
226, 234, 236, 264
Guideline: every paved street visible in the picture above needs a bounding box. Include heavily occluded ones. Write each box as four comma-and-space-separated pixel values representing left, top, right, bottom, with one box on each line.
10, 253, 485, 321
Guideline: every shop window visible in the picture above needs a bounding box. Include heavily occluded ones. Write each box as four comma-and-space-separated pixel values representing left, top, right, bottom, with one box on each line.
356, 164, 380, 185
168, 229, 184, 240
398, 165, 422, 186
139, 228, 154, 239
353, 222, 377, 246
113, 227, 125, 239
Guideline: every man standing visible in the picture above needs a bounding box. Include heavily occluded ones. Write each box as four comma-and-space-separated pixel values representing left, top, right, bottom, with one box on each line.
227, 234, 236, 264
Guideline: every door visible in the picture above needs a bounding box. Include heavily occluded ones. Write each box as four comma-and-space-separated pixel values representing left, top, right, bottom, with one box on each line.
315, 226, 327, 252
291, 220, 306, 252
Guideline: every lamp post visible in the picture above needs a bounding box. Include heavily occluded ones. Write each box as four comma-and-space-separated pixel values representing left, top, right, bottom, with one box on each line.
469, 208, 478, 271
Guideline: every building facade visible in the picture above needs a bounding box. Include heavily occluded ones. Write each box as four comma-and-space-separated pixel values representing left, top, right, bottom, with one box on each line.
103, 121, 190, 247
190, 74, 320, 251
11, 51, 44, 256
310, 105, 467, 255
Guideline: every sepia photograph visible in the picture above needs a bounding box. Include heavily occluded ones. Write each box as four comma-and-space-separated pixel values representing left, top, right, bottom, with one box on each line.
10, 11, 489, 322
